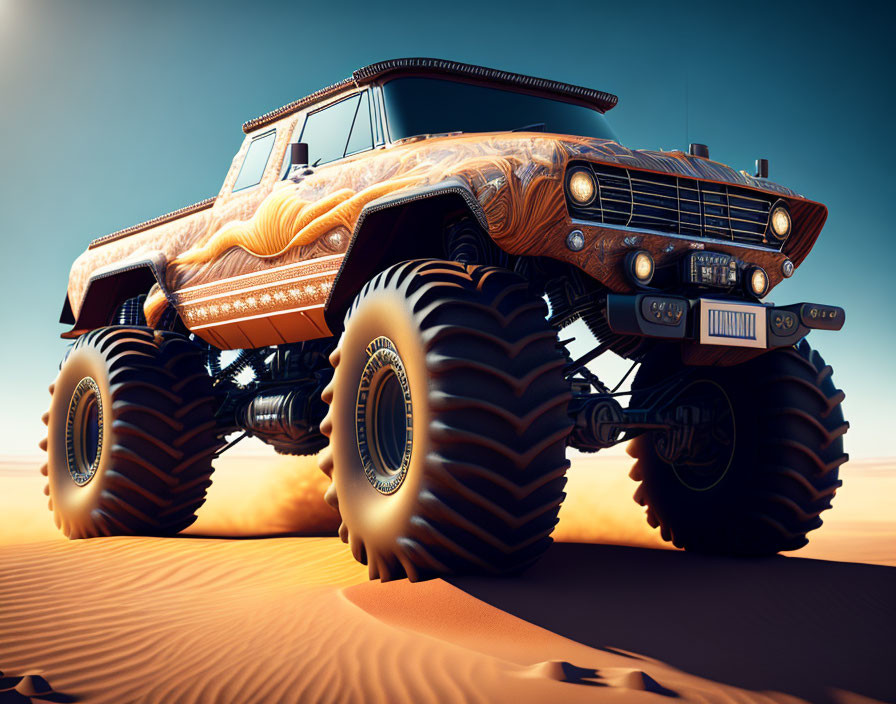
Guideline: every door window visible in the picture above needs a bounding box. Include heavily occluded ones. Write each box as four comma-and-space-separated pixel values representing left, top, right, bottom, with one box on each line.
294, 91, 376, 168
345, 92, 373, 156
300, 95, 361, 166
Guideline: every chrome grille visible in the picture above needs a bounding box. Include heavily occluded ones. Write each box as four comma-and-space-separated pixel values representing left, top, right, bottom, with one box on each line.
568, 162, 777, 248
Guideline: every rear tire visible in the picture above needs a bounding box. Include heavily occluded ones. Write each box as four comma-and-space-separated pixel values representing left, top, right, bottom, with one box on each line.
41, 327, 222, 538
319, 260, 572, 581
628, 339, 848, 554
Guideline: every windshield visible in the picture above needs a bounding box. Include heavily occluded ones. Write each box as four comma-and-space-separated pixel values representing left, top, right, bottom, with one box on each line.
382, 77, 619, 143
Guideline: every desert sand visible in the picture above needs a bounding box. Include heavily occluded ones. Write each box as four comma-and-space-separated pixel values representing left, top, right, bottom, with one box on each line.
1, 452, 894, 703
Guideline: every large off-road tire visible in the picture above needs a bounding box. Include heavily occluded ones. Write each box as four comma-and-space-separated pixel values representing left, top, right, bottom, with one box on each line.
319, 260, 572, 582
628, 339, 848, 554
41, 327, 222, 538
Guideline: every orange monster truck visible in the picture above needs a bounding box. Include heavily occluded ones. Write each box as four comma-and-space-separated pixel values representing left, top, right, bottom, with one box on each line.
43, 58, 848, 581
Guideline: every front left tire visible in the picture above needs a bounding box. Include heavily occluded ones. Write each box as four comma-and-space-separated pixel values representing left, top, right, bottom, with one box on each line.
319, 260, 573, 582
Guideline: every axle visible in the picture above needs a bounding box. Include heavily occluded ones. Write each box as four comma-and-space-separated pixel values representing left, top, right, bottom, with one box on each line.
567, 390, 703, 459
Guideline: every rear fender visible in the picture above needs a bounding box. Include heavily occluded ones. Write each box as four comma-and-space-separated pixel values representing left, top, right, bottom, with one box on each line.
62, 252, 170, 337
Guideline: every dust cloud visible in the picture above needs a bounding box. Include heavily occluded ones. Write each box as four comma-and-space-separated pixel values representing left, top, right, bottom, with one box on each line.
554, 452, 669, 549
188, 446, 667, 549
187, 451, 339, 537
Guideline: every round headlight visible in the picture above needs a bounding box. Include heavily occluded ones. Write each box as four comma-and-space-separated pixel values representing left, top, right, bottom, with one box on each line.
769, 204, 791, 240
626, 250, 655, 285
748, 267, 769, 297
567, 169, 596, 205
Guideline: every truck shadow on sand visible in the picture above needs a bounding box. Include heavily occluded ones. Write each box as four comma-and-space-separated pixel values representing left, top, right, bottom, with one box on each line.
448, 544, 896, 704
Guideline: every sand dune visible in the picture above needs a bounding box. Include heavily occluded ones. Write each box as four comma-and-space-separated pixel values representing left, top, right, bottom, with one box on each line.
1, 536, 894, 703
1, 453, 894, 703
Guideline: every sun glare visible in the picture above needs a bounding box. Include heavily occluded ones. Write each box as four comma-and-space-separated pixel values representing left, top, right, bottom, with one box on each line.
0, 0, 13, 34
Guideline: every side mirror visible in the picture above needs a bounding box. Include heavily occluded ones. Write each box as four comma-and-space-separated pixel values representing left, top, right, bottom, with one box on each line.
290, 142, 309, 167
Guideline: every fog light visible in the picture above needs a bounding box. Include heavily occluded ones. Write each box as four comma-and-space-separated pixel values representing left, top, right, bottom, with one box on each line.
567, 169, 596, 205
748, 267, 769, 297
769, 203, 791, 240
626, 250, 654, 286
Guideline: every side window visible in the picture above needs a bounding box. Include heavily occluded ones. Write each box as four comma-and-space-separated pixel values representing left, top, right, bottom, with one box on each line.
300, 95, 361, 166
345, 91, 373, 156
232, 130, 276, 192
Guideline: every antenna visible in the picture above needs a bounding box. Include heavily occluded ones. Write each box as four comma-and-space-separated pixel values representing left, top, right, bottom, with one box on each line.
685, 69, 689, 148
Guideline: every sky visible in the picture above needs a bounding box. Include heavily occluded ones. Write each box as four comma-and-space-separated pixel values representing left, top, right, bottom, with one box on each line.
0, 0, 893, 458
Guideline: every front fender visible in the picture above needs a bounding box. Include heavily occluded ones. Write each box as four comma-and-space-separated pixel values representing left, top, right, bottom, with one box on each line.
324, 179, 486, 330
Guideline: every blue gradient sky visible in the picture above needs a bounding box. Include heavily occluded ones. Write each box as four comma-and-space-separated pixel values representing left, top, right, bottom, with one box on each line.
1, 0, 893, 457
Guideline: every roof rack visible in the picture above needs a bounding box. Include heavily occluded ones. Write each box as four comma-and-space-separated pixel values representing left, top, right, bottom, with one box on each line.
242, 57, 618, 134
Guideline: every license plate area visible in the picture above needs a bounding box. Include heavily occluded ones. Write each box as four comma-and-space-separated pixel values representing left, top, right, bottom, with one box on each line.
699, 300, 767, 348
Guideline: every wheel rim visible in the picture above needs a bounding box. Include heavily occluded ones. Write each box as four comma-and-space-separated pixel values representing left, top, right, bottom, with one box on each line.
65, 377, 104, 486
654, 379, 735, 491
355, 337, 413, 495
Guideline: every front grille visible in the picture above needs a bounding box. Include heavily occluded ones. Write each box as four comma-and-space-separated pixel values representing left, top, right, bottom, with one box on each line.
568, 162, 778, 248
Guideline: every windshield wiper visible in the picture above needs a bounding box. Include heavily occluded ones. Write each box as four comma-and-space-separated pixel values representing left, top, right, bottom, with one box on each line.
510, 123, 546, 132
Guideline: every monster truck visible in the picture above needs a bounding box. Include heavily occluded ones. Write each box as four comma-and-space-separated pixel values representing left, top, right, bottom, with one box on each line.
43, 58, 848, 581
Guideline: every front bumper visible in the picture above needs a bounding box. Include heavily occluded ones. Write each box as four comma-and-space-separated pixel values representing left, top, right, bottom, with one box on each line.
606, 294, 844, 350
